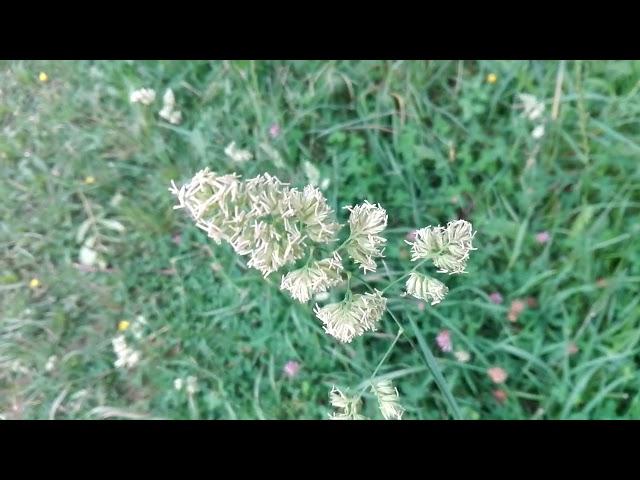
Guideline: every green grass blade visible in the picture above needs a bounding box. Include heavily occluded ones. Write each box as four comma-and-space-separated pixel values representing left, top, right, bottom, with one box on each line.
407, 314, 463, 420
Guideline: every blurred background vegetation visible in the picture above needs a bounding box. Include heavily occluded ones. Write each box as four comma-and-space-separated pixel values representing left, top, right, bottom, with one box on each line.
1, 60, 639, 419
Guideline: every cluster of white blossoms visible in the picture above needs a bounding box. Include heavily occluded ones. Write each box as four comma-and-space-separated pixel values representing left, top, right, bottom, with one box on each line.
112, 335, 140, 369
172, 167, 478, 420
170, 168, 340, 278
129, 87, 182, 124
172, 169, 470, 344
344, 201, 388, 273
314, 289, 387, 343
404, 220, 475, 305
159, 88, 182, 125
129, 88, 156, 105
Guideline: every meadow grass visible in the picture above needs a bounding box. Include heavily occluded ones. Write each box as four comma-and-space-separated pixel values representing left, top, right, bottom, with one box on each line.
1, 60, 639, 419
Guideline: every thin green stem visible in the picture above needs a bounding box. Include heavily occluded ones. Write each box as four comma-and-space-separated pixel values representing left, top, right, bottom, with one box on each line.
353, 273, 418, 352
381, 259, 429, 293
333, 235, 352, 256
407, 314, 463, 420
356, 327, 404, 400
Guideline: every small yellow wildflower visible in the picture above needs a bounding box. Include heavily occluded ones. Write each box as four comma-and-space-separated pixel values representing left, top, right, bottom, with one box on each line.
39, 72, 48, 83
486, 73, 497, 84
118, 320, 130, 332
29, 278, 41, 289
84, 176, 96, 185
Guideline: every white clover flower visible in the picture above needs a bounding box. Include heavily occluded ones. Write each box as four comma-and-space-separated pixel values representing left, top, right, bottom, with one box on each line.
224, 141, 253, 163
129, 88, 156, 105
186, 376, 198, 395
344, 201, 388, 273
314, 289, 387, 343
112, 335, 140, 369
408, 220, 476, 274
174, 378, 184, 391
371, 379, 404, 420
403, 272, 448, 305
131, 315, 147, 340
167, 110, 182, 124
159, 88, 182, 124
454, 350, 471, 363
531, 124, 545, 140
328, 386, 367, 420
45, 355, 57, 372
280, 252, 344, 303
162, 88, 175, 109
517, 93, 545, 121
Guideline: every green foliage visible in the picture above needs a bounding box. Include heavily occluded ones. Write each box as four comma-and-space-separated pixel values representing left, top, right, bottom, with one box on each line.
1, 60, 639, 419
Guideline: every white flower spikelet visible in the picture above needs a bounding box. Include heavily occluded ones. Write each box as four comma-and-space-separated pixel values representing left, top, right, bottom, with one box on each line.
280, 252, 344, 303
314, 289, 387, 343
344, 201, 388, 273
112, 335, 140, 369
159, 88, 182, 124
371, 379, 404, 420
404, 272, 448, 305
289, 185, 340, 243
303, 160, 330, 190
328, 386, 366, 420
239, 174, 307, 276
408, 220, 476, 274
130, 88, 156, 105
224, 141, 253, 163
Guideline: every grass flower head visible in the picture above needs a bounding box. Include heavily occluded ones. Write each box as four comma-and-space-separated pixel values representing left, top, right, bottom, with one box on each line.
408, 220, 476, 274
404, 272, 448, 305
328, 386, 366, 420
371, 379, 404, 420
314, 289, 387, 343
344, 201, 388, 273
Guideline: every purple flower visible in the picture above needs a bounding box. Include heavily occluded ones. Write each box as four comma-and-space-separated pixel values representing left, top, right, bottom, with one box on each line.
283, 360, 300, 379
436, 330, 452, 353
489, 292, 503, 304
535, 231, 550, 244
269, 123, 281, 139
